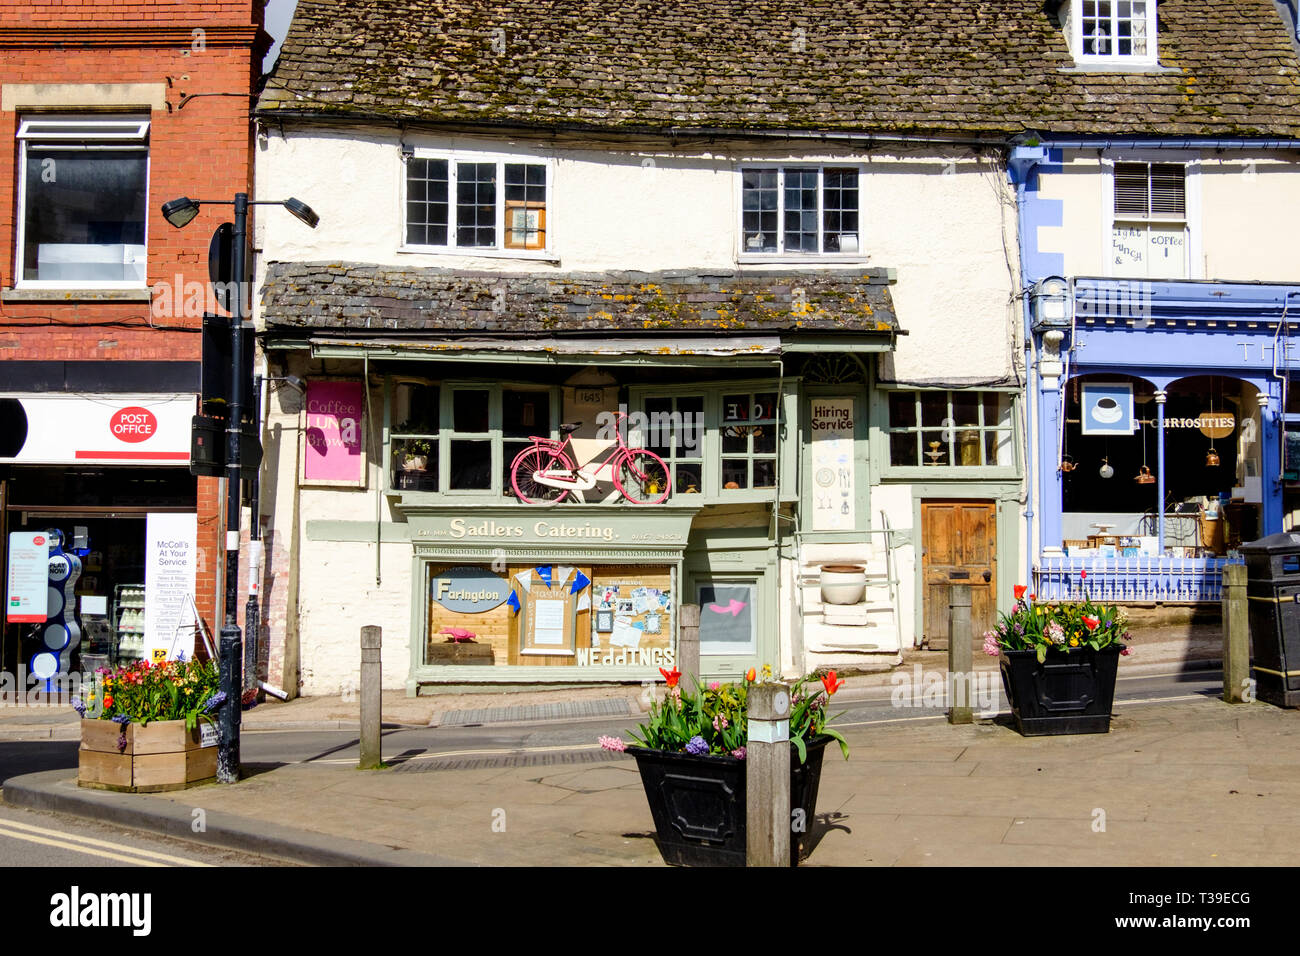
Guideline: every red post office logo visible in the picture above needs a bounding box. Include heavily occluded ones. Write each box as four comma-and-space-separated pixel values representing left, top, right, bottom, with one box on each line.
110, 406, 158, 443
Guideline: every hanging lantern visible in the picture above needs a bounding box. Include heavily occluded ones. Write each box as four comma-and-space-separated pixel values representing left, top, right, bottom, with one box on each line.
1206, 448, 1221, 467
1061, 455, 1076, 473
1135, 465, 1156, 484
1099, 457, 1114, 479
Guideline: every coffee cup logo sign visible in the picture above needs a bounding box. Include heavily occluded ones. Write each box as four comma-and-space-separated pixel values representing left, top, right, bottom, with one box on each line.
110, 407, 158, 443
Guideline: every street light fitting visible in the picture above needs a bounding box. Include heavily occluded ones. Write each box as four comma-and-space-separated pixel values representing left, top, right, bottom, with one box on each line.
161, 196, 201, 229
282, 198, 320, 229
160, 195, 320, 230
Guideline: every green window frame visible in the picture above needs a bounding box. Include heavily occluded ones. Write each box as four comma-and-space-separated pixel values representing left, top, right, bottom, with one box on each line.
720, 390, 779, 491
885, 390, 1017, 473
632, 379, 797, 502
385, 377, 557, 498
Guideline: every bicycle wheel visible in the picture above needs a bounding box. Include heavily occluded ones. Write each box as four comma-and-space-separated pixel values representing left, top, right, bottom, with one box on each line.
615, 450, 671, 504
511, 446, 574, 504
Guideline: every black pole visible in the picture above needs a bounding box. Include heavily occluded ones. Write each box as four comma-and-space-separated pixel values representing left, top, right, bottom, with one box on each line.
243, 372, 261, 696
218, 192, 247, 784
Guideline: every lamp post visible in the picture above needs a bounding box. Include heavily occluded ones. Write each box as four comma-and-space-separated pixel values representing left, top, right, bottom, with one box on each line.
162, 193, 318, 783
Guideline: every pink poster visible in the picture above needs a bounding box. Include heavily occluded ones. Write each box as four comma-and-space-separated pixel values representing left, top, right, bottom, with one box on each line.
303, 381, 365, 483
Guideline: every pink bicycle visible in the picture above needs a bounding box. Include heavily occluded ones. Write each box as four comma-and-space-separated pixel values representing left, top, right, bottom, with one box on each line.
510, 413, 671, 504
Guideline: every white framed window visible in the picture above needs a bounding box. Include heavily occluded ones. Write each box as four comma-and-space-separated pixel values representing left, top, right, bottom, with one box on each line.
738, 165, 862, 258
403, 152, 551, 255
1069, 0, 1158, 66
886, 390, 1015, 469
15, 115, 150, 288
1105, 158, 1197, 279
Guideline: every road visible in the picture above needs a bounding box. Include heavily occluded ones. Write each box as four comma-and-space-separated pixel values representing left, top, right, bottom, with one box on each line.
0, 667, 1221, 865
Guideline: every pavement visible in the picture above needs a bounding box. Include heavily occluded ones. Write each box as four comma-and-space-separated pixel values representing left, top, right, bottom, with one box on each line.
2, 632, 1278, 868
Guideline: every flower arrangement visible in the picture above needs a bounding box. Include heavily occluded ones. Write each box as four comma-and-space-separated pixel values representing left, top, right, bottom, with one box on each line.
985, 581, 1132, 664
73, 656, 223, 738
603, 665, 850, 763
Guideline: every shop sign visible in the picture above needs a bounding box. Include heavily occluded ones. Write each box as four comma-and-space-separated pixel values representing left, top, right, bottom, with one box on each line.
6, 531, 49, 623
144, 513, 197, 661
576, 646, 677, 667
430, 566, 512, 612
1080, 382, 1135, 435
0, 395, 194, 464
1163, 413, 1235, 439
414, 516, 689, 547
302, 380, 366, 486
810, 397, 855, 531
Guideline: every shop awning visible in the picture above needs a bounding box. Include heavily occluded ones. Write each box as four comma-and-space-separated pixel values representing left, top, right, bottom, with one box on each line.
299, 333, 892, 365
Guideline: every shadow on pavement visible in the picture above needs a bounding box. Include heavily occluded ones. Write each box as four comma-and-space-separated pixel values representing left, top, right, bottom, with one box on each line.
0, 740, 79, 785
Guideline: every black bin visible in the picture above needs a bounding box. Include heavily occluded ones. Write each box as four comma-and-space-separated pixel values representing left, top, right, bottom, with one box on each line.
1239, 532, 1300, 708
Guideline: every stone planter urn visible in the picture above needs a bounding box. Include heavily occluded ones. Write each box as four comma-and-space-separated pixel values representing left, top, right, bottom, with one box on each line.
819, 564, 867, 605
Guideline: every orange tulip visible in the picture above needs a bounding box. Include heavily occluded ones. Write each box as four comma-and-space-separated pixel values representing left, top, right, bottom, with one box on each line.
1013, 585, 1027, 600
820, 670, 845, 696
746, 667, 757, 682
659, 667, 681, 688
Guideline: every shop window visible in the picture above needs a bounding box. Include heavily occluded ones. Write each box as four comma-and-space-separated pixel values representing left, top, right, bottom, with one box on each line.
392, 383, 441, 491
739, 166, 860, 256
1068, 0, 1157, 66
721, 392, 778, 490
449, 388, 492, 490
15, 116, 150, 287
422, 563, 674, 669
502, 389, 550, 495
887, 390, 1014, 468
389, 380, 557, 497
643, 395, 704, 496
1111, 162, 1188, 279
698, 583, 757, 655
405, 153, 549, 253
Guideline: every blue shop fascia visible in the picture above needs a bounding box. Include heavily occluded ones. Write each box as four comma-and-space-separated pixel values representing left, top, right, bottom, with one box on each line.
1012, 145, 1300, 602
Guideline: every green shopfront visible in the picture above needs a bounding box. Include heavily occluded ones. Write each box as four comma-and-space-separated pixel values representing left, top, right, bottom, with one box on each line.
260, 267, 900, 696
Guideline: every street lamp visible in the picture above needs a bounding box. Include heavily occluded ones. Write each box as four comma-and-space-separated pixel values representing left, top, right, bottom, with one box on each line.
162, 191, 318, 783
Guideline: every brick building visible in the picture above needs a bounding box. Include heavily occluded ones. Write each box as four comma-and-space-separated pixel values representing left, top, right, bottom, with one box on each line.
0, 1, 266, 680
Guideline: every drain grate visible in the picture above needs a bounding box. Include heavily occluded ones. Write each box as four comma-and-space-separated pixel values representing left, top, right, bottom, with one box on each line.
392, 748, 630, 772
433, 698, 633, 727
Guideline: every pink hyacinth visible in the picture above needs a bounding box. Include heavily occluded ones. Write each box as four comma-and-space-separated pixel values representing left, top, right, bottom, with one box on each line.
1120, 647, 1131, 656
709, 681, 721, 691
731, 747, 747, 760
713, 714, 729, 731
598, 735, 626, 752
983, 633, 1001, 657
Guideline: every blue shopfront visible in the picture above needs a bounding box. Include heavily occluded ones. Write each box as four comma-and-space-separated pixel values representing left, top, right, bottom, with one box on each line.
1028, 277, 1300, 602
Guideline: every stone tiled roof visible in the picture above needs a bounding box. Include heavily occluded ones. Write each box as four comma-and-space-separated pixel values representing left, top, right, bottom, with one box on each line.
259, 0, 1300, 137
260, 263, 898, 335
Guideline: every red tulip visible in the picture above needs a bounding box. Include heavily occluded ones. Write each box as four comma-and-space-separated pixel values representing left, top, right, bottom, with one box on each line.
1082, 616, 1099, 631
746, 667, 757, 682
1029, 593, 1037, 602
659, 667, 681, 688
821, 670, 845, 696
1013, 585, 1027, 601
1080, 569, 1088, 580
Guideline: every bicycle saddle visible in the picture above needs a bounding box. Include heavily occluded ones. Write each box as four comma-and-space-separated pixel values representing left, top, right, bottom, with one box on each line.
559, 422, 582, 434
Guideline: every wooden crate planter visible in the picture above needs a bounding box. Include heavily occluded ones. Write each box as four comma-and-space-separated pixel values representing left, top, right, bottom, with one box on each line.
78, 719, 218, 793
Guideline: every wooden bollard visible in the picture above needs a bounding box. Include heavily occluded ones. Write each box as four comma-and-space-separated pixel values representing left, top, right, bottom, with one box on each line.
1221, 564, 1249, 703
947, 578, 973, 724
746, 682, 791, 867
678, 604, 700, 691
359, 625, 382, 769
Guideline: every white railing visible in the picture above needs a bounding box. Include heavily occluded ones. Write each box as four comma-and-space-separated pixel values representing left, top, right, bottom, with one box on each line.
1033, 555, 1238, 603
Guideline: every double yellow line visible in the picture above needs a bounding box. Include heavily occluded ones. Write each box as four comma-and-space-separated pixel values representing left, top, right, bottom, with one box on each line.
0, 816, 212, 867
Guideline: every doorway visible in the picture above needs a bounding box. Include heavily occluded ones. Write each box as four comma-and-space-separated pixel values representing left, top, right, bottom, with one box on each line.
921, 499, 997, 649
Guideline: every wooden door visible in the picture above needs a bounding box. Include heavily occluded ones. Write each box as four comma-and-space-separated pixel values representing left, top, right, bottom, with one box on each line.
921, 500, 996, 649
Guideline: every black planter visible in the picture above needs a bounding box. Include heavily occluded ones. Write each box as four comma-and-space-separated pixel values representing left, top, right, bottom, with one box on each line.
999, 645, 1124, 736
628, 735, 830, 867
